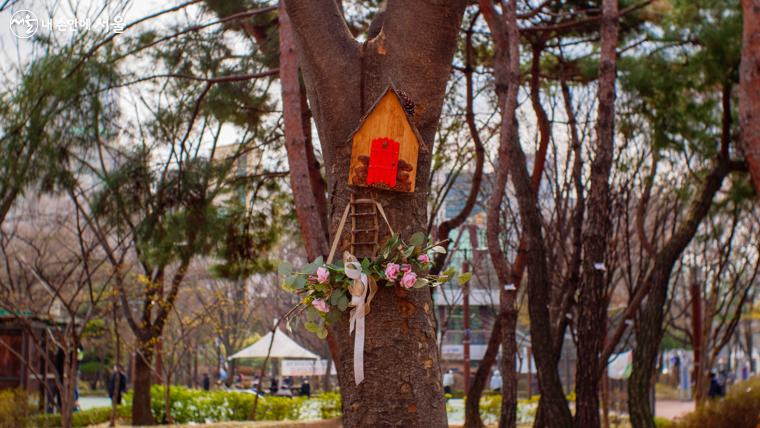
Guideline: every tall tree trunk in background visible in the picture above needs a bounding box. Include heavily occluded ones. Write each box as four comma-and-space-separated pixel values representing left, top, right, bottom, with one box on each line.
282, 2, 467, 426
481, 1, 520, 425
132, 345, 155, 425
575, 0, 619, 426
279, 3, 329, 259
480, 1, 573, 427
628, 155, 736, 428
740, 0, 760, 194
432, 12, 485, 275
279, 3, 341, 368
466, 21, 556, 428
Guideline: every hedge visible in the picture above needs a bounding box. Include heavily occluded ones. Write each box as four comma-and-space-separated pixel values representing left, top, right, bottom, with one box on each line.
122, 385, 341, 424
668, 376, 760, 428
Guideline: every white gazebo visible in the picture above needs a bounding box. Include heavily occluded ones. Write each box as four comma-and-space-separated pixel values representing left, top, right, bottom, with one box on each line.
228, 329, 320, 360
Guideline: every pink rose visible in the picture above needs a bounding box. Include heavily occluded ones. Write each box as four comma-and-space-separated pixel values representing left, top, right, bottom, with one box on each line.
401, 264, 412, 273
312, 298, 329, 313
418, 254, 430, 263
385, 263, 401, 281
316, 267, 330, 284
400, 271, 417, 289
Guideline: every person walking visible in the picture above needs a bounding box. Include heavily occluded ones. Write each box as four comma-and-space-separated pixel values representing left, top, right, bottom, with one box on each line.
300, 378, 311, 398
107, 365, 127, 405
202, 373, 210, 391
490, 369, 502, 392
443, 369, 454, 395
707, 372, 722, 399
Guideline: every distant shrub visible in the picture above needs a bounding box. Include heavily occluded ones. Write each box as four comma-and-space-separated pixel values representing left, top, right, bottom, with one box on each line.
0, 389, 34, 428
122, 385, 340, 424
33, 406, 115, 428
314, 392, 341, 419
670, 376, 760, 428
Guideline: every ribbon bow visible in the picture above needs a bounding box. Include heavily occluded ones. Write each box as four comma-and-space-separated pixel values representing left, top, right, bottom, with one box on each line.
343, 252, 377, 385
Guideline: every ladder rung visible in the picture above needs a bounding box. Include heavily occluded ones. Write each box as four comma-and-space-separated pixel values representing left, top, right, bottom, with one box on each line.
351, 212, 375, 216
351, 198, 377, 205
353, 228, 378, 233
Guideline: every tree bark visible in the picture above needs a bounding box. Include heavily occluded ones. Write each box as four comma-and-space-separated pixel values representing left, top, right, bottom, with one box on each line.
480, 1, 573, 427
282, 2, 467, 426
575, 0, 619, 427
132, 345, 155, 426
481, 1, 520, 426
628, 155, 735, 428
432, 12, 485, 275
740, 0, 760, 195
279, 3, 330, 260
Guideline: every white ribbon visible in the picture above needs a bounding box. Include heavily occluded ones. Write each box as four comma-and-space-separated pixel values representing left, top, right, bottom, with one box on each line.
344, 253, 377, 385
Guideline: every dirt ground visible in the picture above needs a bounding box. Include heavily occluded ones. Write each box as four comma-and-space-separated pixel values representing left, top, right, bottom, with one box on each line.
89, 419, 342, 428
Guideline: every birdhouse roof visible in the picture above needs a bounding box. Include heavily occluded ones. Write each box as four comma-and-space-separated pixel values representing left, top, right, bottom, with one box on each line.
346, 84, 425, 148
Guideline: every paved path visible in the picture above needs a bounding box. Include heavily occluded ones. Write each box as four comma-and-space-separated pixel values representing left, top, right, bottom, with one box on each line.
655, 400, 694, 420
79, 396, 111, 410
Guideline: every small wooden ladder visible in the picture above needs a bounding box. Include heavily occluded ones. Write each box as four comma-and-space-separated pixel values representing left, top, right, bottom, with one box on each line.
349, 195, 380, 257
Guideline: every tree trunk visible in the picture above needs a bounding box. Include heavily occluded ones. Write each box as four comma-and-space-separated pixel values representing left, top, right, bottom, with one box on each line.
499, 294, 519, 428
575, 1, 619, 427
132, 345, 155, 426
740, 0, 760, 194
628, 275, 667, 428
61, 346, 75, 428
465, 318, 501, 428
164, 376, 173, 424
480, 1, 573, 426
282, 2, 467, 426
279, 2, 329, 260
628, 153, 735, 427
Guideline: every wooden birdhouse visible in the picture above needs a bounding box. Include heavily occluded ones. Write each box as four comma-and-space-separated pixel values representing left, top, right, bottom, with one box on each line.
348, 86, 422, 193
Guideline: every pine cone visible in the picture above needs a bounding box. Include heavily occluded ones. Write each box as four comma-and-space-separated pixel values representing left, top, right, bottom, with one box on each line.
396, 90, 415, 117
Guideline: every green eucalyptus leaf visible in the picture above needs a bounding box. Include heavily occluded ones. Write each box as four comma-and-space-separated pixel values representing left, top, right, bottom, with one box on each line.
403, 246, 416, 259
413, 277, 430, 289
325, 309, 341, 324
303, 262, 319, 275
293, 275, 307, 289
330, 289, 345, 305
409, 232, 426, 247
281, 275, 295, 291
316, 325, 328, 339
278, 261, 292, 276
304, 321, 319, 333
337, 294, 349, 311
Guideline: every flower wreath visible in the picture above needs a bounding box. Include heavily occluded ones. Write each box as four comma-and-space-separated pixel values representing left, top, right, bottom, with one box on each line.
279, 199, 470, 384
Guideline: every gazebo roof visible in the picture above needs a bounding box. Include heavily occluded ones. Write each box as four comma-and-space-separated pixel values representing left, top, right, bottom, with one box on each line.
228, 328, 320, 360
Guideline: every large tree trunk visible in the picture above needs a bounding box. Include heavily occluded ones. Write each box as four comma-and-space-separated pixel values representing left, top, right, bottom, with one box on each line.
465, 318, 502, 428
480, 2, 573, 426
628, 270, 667, 428
279, 2, 329, 260
282, 2, 467, 426
740, 0, 760, 194
575, 1, 619, 427
628, 153, 735, 427
499, 294, 519, 428
132, 344, 155, 426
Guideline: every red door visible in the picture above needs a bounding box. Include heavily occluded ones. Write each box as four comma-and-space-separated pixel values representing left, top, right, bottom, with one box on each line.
366, 137, 399, 188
